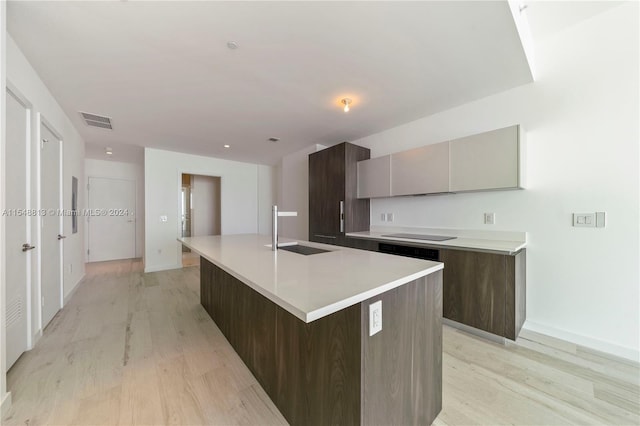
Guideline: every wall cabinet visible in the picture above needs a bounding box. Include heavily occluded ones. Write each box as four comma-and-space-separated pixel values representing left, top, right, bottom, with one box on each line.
356, 125, 525, 198
391, 142, 450, 196
357, 155, 391, 199
440, 248, 526, 340
449, 125, 525, 192
309, 142, 370, 245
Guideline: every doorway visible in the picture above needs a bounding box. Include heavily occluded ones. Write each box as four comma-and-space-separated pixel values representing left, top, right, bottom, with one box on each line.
5, 87, 33, 369
181, 173, 221, 267
87, 177, 136, 262
39, 119, 63, 329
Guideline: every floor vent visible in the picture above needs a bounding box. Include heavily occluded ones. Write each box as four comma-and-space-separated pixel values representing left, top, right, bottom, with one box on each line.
79, 111, 113, 130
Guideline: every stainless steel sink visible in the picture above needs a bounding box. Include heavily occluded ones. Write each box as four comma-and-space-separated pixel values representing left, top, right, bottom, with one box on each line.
278, 245, 331, 255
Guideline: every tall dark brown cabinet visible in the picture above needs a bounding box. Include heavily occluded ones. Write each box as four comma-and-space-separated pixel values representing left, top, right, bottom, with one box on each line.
309, 142, 370, 246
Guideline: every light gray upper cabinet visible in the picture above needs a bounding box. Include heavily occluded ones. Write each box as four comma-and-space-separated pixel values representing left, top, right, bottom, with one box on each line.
391, 142, 449, 196
449, 125, 525, 192
357, 155, 391, 199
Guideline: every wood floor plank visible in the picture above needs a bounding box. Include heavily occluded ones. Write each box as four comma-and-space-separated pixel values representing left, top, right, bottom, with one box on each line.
2, 258, 638, 426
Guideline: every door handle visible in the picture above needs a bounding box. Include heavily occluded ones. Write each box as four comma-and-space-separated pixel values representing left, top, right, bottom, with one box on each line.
57, 234, 66, 240
22, 243, 36, 252
339, 200, 344, 233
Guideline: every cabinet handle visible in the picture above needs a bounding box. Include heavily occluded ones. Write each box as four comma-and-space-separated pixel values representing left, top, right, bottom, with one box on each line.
339, 200, 344, 233
22, 243, 36, 252
314, 234, 337, 239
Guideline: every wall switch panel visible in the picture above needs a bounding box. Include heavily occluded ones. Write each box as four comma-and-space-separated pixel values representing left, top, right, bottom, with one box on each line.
380, 213, 386, 222
573, 213, 596, 227
160, 215, 168, 222
386, 213, 394, 222
484, 212, 495, 225
369, 300, 382, 336
596, 211, 606, 228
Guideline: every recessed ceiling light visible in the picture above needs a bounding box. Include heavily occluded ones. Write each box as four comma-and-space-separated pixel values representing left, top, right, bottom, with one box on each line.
105, 147, 113, 155
227, 41, 238, 50
224, 144, 230, 148
268, 137, 280, 143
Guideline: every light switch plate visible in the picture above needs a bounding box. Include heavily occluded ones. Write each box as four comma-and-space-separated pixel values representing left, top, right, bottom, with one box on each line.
386, 213, 394, 222
369, 300, 382, 336
596, 211, 606, 228
160, 215, 168, 222
380, 213, 386, 222
484, 213, 495, 225
573, 213, 595, 227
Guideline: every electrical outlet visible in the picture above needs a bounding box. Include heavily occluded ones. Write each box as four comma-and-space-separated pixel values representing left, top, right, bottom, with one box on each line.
484, 213, 495, 225
386, 213, 394, 222
369, 300, 382, 336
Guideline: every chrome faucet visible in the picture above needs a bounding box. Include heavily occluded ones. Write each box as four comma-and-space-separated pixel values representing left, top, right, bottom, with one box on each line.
272, 205, 298, 251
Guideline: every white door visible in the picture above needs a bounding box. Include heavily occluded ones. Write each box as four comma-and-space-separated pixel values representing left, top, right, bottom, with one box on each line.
40, 123, 62, 328
5, 89, 32, 369
88, 177, 135, 262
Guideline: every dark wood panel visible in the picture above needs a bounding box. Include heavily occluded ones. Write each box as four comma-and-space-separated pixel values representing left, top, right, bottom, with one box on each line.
275, 305, 361, 426
309, 144, 345, 239
441, 248, 527, 340
201, 257, 442, 425
361, 271, 443, 426
309, 142, 370, 245
505, 249, 526, 340
441, 248, 471, 323
344, 143, 370, 233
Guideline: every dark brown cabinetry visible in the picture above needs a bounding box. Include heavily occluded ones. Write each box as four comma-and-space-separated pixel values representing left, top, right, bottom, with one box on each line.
201, 257, 443, 426
440, 248, 526, 340
309, 142, 370, 246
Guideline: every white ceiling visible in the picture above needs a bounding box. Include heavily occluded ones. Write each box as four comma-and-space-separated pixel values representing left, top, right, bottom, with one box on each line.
8, 1, 534, 165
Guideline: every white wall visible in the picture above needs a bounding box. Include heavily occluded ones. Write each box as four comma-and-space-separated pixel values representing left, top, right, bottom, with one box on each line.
353, 3, 639, 360
144, 148, 275, 272
6, 36, 86, 340
258, 164, 276, 235
85, 159, 144, 259
0, 0, 9, 414
191, 175, 220, 236
277, 144, 326, 240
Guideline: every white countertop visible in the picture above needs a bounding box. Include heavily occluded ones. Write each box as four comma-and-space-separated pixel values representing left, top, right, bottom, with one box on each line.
179, 234, 443, 323
347, 227, 526, 254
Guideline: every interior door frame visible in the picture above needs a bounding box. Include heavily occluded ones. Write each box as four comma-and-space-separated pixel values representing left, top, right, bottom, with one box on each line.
6, 82, 33, 350
36, 113, 63, 334
175, 170, 223, 267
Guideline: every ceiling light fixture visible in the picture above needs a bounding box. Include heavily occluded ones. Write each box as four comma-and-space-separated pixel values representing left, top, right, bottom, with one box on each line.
105, 147, 113, 155
341, 98, 352, 113
224, 144, 230, 148
227, 41, 238, 50
268, 137, 280, 143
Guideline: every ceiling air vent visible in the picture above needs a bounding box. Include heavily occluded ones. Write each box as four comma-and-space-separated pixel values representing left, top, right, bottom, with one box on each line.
79, 111, 113, 130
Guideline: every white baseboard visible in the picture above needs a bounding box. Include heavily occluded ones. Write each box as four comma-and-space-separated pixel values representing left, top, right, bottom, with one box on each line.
144, 263, 182, 273
1, 391, 12, 417
522, 320, 639, 363
64, 273, 85, 305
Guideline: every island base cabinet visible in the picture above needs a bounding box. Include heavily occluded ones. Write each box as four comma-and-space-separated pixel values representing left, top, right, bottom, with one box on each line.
200, 257, 443, 426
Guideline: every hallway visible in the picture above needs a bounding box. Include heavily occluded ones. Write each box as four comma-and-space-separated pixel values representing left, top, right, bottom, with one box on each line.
2, 260, 286, 425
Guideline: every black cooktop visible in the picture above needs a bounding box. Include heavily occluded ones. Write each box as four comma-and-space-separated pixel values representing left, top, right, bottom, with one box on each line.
381, 233, 457, 242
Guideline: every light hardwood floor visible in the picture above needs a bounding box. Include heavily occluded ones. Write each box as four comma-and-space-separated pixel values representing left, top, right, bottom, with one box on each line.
2, 259, 638, 425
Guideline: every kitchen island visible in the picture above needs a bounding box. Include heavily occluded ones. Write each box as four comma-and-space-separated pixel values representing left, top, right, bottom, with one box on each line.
180, 234, 444, 426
